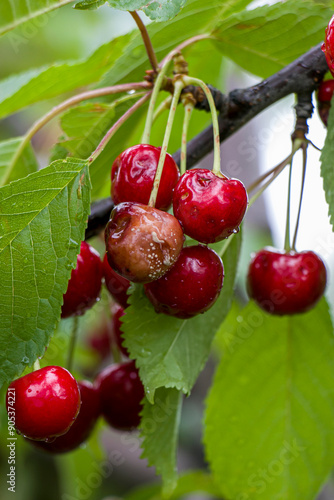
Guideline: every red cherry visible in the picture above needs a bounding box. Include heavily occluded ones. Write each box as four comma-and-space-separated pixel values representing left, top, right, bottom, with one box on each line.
322, 15, 334, 76
6, 366, 81, 441
247, 248, 327, 315
26, 381, 100, 453
95, 361, 144, 430
317, 80, 334, 127
105, 202, 184, 283
103, 253, 130, 308
112, 303, 129, 357
144, 245, 224, 319
62, 241, 103, 318
173, 169, 248, 244
111, 144, 179, 211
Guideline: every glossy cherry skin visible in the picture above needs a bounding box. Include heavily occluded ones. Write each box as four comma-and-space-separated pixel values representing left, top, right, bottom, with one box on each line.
247, 248, 327, 315
62, 241, 103, 318
26, 381, 100, 453
322, 15, 334, 76
105, 202, 184, 283
173, 169, 248, 244
111, 144, 179, 211
6, 366, 81, 441
112, 303, 129, 357
144, 245, 224, 319
317, 80, 334, 126
95, 361, 145, 430
103, 253, 130, 308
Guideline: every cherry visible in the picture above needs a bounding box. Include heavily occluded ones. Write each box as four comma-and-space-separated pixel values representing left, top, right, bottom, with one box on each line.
103, 253, 130, 308
26, 381, 100, 453
6, 366, 81, 441
247, 248, 327, 315
322, 15, 334, 77
86, 321, 112, 360
95, 360, 144, 430
112, 303, 129, 357
111, 144, 179, 211
144, 245, 224, 318
173, 169, 248, 244
62, 241, 103, 318
317, 79, 334, 126
105, 202, 184, 283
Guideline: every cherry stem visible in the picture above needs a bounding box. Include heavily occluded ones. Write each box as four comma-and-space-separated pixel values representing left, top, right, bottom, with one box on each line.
141, 57, 174, 145
148, 79, 185, 207
284, 160, 293, 252
129, 11, 159, 73
182, 76, 221, 176
33, 359, 41, 371
89, 92, 151, 163
292, 143, 307, 250
159, 34, 212, 68
67, 316, 79, 373
153, 95, 173, 122
180, 101, 194, 175
1, 81, 151, 187
247, 163, 282, 193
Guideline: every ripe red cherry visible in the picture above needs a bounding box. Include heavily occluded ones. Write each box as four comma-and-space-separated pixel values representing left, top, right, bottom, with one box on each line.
322, 15, 334, 76
247, 248, 327, 315
103, 253, 130, 308
112, 303, 128, 357
111, 144, 179, 211
62, 241, 103, 318
173, 169, 248, 244
26, 381, 100, 453
105, 202, 184, 283
6, 366, 81, 441
95, 360, 144, 430
144, 245, 224, 318
317, 80, 334, 126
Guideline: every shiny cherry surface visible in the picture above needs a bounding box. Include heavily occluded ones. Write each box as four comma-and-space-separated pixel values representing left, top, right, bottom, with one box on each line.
105, 202, 184, 283
317, 80, 334, 127
62, 241, 103, 318
144, 245, 224, 318
26, 381, 100, 453
322, 15, 334, 76
247, 248, 327, 315
6, 366, 81, 441
103, 253, 130, 308
95, 361, 144, 430
173, 169, 248, 243
111, 144, 179, 211
112, 303, 128, 357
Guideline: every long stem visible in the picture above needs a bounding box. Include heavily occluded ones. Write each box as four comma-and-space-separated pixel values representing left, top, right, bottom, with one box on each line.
292, 143, 307, 250
247, 163, 282, 193
148, 80, 184, 207
1, 82, 151, 187
129, 11, 159, 72
180, 102, 194, 175
159, 34, 212, 68
67, 317, 79, 372
153, 95, 173, 122
284, 160, 293, 252
89, 92, 151, 163
182, 76, 221, 175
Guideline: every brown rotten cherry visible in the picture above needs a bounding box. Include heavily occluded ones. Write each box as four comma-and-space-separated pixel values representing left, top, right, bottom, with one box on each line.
105, 202, 184, 283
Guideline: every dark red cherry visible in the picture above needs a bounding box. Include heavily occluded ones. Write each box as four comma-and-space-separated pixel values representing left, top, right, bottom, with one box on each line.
322, 15, 334, 76
247, 248, 327, 315
112, 303, 128, 357
6, 366, 81, 441
103, 253, 130, 308
62, 241, 103, 318
144, 245, 224, 318
105, 202, 184, 283
173, 169, 248, 244
111, 144, 179, 211
95, 361, 144, 430
26, 381, 100, 453
317, 80, 334, 126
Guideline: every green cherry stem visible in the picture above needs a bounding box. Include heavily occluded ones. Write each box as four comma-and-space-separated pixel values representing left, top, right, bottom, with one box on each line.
180, 101, 194, 175
284, 159, 293, 252
182, 76, 221, 175
67, 316, 79, 373
148, 79, 185, 207
153, 95, 173, 122
292, 142, 308, 251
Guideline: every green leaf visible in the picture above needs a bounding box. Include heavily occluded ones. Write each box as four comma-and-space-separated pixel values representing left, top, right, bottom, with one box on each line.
105, 0, 187, 22
0, 0, 74, 36
122, 235, 241, 403
140, 388, 182, 496
0, 137, 38, 185
320, 95, 334, 231
0, 159, 91, 388
75, 0, 106, 9
212, 0, 332, 78
0, 34, 133, 120
204, 299, 334, 500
